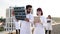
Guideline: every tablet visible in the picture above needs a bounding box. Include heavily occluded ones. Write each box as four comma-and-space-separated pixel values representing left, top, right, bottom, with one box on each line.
34, 16, 41, 23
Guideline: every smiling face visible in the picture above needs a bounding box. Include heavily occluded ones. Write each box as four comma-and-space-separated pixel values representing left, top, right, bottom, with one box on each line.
37, 8, 43, 16
37, 11, 42, 16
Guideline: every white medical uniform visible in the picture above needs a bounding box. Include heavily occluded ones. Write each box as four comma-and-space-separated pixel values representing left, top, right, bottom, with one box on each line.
12, 16, 20, 29
34, 16, 47, 34
46, 19, 52, 30
20, 13, 34, 34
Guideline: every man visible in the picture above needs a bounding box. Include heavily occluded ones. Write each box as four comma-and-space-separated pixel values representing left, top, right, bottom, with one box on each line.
20, 5, 34, 34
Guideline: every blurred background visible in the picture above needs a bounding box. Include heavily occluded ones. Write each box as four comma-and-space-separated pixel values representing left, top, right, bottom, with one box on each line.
0, 0, 60, 34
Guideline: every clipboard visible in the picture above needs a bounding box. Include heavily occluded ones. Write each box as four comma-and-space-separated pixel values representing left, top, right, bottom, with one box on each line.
34, 16, 41, 23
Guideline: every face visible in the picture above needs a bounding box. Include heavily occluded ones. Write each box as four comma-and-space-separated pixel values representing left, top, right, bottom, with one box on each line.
37, 11, 41, 16
48, 15, 51, 19
26, 7, 32, 13
12, 11, 15, 16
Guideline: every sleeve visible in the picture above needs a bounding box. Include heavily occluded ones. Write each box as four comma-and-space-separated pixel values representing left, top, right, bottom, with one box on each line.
18, 20, 22, 29
29, 15, 34, 23
26, 14, 34, 23
29, 15, 34, 27
42, 17, 47, 28
26, 14, 34, 27
12, 16, 17, 22
51, 19, 53, 25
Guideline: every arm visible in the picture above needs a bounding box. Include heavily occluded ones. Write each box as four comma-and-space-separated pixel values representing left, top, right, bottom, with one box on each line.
12, 16, 17, 22
42, 17, 47, 28
25, 14, 34, 23
18, 20, 21, 29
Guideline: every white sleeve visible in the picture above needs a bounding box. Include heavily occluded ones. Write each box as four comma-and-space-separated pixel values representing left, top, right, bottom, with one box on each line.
42, 17, 47, 28
51, 19, 53, 25
26, 14, 34, 23
12, 16, 17, 23
18, 20, 22, 29
29, 15, 34, 27
26, 14, 34, 27
29, 15, 34, 23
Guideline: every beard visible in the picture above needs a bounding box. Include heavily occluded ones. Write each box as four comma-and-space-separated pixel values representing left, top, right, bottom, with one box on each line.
27, 11, 30, 14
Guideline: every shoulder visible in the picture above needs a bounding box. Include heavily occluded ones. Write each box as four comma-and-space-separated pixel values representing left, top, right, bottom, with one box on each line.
30, 14, 33, 16
41, 16, 46, 19
40, 16, 47, 21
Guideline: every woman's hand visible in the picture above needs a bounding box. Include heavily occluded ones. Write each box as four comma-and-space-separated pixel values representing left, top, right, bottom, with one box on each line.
38, 20, 43, 25
40, 22, 43, 25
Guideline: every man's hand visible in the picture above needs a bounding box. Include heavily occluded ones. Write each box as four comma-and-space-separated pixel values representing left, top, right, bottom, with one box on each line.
25, 18, 29, 22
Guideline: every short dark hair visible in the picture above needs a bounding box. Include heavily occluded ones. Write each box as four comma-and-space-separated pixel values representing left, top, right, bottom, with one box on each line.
37, 8, 43, 15
26, 5, 32, 9
48, 15, 51, 19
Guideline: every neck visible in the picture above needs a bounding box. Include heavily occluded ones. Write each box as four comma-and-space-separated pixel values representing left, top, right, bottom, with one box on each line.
37, 15, 41, 16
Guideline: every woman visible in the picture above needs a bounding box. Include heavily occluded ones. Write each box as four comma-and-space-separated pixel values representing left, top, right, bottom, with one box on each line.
12, 11, 20, 34
45, 15, 52, 34
33, 8, 47, 34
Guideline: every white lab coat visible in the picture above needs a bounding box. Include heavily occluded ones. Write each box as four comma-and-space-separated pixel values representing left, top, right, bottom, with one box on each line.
33, 16, 47, 34
12, 16, 20, 29
46, 19, 52, 30
20, 13, 34, 34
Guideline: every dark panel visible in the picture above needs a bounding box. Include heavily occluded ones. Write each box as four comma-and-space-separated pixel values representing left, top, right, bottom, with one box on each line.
14, 7, 26, 20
